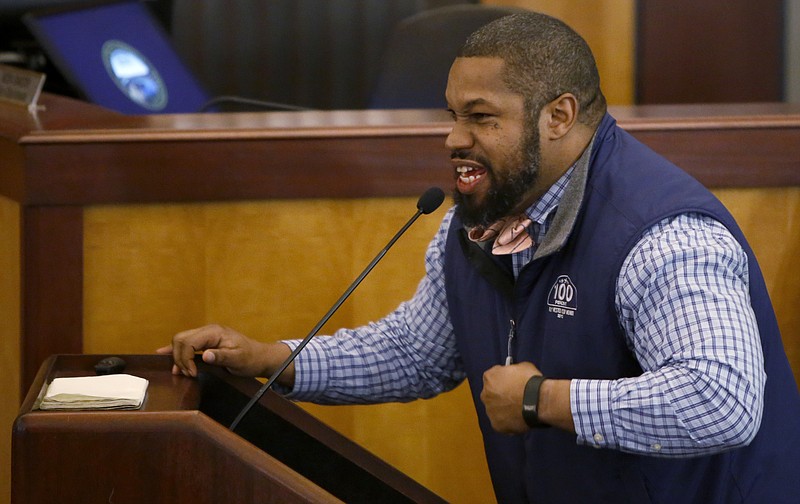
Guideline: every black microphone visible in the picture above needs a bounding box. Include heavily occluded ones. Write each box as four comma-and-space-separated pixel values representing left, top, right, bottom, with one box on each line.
229, 187, 445, 431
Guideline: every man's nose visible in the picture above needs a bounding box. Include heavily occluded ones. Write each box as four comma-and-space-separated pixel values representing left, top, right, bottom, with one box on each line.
445, 121, 473, 151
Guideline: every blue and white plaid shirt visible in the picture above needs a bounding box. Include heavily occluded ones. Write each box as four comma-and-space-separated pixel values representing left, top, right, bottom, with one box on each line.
285, 169, 765, 458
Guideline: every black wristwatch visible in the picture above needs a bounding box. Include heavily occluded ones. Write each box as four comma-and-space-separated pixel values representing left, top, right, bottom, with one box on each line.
522, 375, 549, 428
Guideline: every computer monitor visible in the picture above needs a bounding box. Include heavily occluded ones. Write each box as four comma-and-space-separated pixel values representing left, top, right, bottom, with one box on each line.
24, 0, 210, 114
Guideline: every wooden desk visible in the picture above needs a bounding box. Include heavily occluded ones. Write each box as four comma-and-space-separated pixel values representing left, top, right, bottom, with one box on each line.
2, 95, 799, 503
3, 96, 799, 394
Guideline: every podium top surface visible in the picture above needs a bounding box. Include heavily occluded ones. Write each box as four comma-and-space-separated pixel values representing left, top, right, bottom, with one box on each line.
3, 93, 800, 144
19, 354, 200, 414
14, 354, 448, 504
2, 94, 800, 208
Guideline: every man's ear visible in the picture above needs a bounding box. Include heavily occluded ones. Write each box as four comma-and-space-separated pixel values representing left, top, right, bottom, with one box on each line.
541, 93, 578, 140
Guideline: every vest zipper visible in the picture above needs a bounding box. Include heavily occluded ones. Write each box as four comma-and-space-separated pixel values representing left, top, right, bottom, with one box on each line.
505, 319, 516, 365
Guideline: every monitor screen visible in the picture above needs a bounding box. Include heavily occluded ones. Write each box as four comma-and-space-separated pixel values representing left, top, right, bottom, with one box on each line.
24, 1, 210, 114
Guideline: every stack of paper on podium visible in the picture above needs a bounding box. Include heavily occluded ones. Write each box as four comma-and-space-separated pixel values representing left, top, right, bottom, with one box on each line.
39, 374, 148, 410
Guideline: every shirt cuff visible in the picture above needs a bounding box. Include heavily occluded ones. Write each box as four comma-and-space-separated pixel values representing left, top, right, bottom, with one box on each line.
571, 379, 618, 449
278, 339, 330, 401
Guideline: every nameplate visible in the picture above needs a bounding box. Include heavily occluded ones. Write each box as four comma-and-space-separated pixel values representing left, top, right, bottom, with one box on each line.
0, 64, 46, 113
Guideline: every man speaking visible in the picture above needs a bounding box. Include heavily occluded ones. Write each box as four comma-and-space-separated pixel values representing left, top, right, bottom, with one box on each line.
161, 12, 800, 503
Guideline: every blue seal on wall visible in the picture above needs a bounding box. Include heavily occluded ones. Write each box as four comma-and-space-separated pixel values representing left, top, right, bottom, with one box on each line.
101, 40, 168, 111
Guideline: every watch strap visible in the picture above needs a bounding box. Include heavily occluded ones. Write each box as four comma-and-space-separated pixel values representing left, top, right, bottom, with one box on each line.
522, 375, 549, 428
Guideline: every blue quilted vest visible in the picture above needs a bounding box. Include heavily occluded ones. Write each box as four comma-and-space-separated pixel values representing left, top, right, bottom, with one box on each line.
444, 114, 800, 503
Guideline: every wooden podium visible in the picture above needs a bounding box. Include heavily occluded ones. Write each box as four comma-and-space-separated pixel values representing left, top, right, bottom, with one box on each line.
12, 354, 446, 504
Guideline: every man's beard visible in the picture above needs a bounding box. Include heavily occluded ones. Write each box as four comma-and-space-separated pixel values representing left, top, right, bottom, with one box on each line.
454, 126, 541, 228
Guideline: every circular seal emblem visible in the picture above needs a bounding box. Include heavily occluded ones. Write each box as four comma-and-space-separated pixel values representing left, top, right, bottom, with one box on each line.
101, 40, 168, 111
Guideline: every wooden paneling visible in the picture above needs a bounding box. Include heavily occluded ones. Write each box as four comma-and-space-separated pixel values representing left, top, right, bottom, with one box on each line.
636, 0, 784, 103
21, 206, 84, 389
714, 188, 800, 383
485, 0, 636, 105
0, 196, 20, 504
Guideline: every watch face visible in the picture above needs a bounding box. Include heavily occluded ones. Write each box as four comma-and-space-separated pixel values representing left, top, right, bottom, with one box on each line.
102, 39, 168, 111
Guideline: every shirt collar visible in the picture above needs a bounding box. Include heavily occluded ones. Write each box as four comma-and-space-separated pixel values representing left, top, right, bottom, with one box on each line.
524, 164, 575, 228
527, 133, 597, 260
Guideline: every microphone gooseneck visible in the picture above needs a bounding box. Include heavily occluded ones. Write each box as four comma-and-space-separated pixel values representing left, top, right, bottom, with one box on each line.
199, 95, 313, 112
229, 187, 445, 431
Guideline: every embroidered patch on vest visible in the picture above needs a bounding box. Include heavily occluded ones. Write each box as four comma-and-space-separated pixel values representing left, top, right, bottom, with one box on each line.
547, 275, 577, 318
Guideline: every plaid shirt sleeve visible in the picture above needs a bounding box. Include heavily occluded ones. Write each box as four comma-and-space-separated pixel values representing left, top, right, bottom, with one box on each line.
283, 208, 465, 404
571, 213, 766, 457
